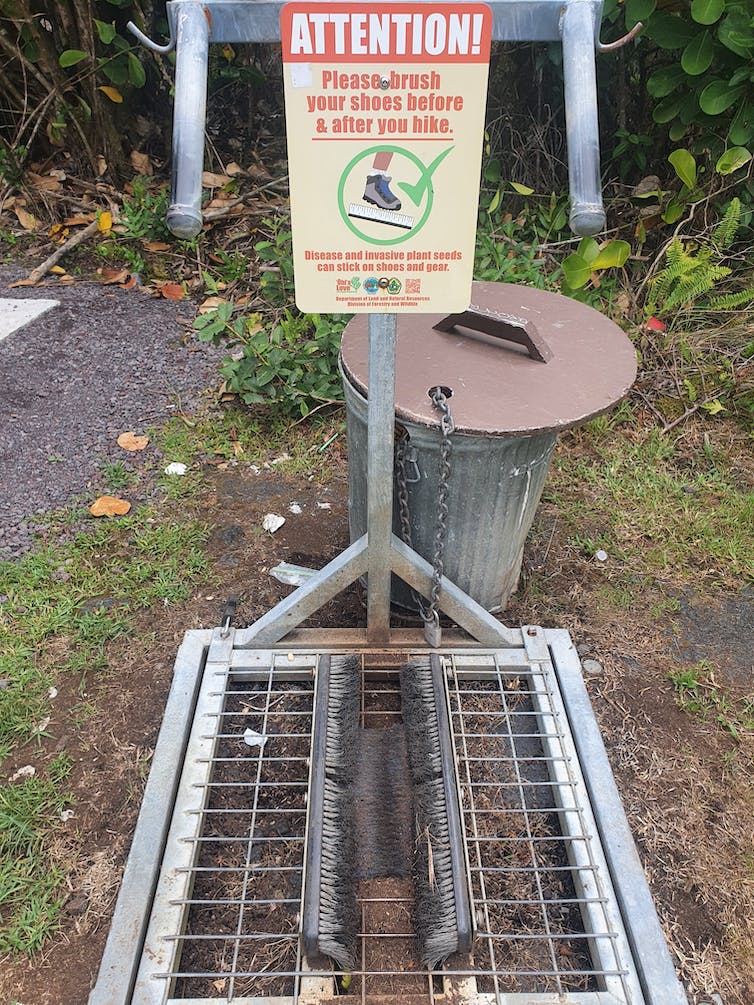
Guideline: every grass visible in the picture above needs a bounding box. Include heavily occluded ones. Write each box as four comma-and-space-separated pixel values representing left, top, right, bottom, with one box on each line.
158, 408, 347, 482
546, 424, 754, 589
0, 507, 209, 954
669, 662, 754, 742
0, 754, 72, 954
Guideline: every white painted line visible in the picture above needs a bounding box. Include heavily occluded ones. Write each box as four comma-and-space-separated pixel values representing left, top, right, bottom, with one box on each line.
0, 297, 60, 343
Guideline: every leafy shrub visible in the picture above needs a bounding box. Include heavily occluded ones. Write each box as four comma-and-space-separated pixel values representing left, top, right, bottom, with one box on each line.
624, 0, 754, 149
194, 302, 348, 419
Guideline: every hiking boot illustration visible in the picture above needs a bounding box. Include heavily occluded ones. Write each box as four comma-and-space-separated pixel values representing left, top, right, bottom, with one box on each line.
363, 174, 402, 211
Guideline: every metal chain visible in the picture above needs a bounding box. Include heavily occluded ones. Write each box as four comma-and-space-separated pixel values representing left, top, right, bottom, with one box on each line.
395, 388, 455, 640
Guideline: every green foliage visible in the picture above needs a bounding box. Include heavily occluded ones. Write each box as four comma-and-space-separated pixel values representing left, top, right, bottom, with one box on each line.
192, 218, 348, 419
562, 238, 630, 290
646, 198, 753, 315
119, 181, 170, 241
669, 663, 754, 739
636, 0, 754, 147
195, 304, 347, 418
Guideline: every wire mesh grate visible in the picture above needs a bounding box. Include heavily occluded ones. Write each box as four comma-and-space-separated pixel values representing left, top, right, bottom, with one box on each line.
138, 650, 640, 1005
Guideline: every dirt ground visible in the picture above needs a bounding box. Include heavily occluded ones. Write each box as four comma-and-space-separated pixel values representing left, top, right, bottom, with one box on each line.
2, 451, 752, 1005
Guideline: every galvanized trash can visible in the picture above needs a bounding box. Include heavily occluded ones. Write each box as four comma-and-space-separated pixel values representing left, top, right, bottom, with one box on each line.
340, 281, 637, 613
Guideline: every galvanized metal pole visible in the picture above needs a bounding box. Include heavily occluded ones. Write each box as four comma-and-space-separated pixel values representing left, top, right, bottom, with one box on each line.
561, 0, 606, 236
366, 313, 397, 643
166, 4, 209, 239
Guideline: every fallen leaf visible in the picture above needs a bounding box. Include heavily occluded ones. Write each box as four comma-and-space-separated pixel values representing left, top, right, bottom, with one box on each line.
49, 169, 66, 181
50, 265, 67, 275
646, 316, 666, 333
13, 206, 37, 231
198, 296, 229, 313
57, 274, 75, 283
27, 171, 61, 191
130, 149, 153, 175
63, 214, 94, 226
98, 85, 123, 103
119, 275, 137, 290
160, 283, 185, 301
117, 431, 149, 452
98, 210, 112, 232
89, 495, 131, 517
98, 267, 129, 284
142, 240, 170, 251
202, 171, 232, 188
96, 155, 108, 176
8, 278, 39, 288
226, 161, 244, 176
212, 980, 227, 993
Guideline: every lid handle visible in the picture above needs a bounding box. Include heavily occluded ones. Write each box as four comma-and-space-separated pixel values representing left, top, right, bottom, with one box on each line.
433, 306, 552, 363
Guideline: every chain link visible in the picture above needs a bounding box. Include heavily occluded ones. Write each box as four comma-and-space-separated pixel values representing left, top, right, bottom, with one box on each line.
395, 388, 454, 637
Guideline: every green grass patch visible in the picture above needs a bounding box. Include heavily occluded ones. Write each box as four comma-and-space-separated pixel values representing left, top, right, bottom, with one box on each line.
669, 663, 754, 742
0, 754, 73, 954
158, 408, 346, 482
548, 427, 754, 588
0, 509, 209, 954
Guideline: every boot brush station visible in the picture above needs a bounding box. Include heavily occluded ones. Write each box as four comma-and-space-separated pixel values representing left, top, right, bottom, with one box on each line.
90, 4, 689, 1005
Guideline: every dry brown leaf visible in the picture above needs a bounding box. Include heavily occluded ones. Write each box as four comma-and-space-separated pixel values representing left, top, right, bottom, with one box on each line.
57, 274, 75, 283
13, 206, 37, 231
97, 155, 108, 176
8, 278, 39, 288
117, 431, 149, 452
63, 214, 94, 226
89, 495, 131, 517
27, 172, 61, 191
119, 275, 137, 290
98, 267, 129, 284
130, 150, 153, 175
202, 171, 231, 188
142, 240, 170, 252
226, 162, 244, 176
198, 296, 229, 314
160, 283, 185, 301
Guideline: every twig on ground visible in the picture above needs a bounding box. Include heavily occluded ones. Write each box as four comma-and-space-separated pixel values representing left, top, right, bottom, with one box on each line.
18, 219, 99, 284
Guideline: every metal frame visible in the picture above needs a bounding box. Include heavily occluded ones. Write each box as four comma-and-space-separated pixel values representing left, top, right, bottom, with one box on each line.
90, 634, 688, 1005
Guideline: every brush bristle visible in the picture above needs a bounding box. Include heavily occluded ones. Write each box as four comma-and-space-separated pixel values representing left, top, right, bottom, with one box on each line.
401, 657, 468, 969
316, 654, 361, 969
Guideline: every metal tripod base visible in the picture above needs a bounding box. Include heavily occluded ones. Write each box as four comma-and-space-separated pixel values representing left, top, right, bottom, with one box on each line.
239, 313, 521, 652
238, 532, 522, 649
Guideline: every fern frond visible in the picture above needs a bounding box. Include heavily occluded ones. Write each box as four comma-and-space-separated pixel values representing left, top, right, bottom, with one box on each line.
708, 285, 754, 310
664, 266, 731, 311
712, 197, 741, 251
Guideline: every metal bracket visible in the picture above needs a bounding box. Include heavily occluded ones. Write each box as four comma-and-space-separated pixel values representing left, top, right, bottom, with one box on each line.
126, 19, 176, 54
598, 22, 643, 53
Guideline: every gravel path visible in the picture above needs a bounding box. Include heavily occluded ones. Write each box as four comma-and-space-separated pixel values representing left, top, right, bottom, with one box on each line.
0, 269, 223, 556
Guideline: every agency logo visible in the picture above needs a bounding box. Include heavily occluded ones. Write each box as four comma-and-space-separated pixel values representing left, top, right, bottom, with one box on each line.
387, 278, 402, 295
363, 277, 379, 294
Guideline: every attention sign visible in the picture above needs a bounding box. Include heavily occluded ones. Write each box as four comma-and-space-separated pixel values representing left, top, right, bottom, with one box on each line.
281, 3, 492, 313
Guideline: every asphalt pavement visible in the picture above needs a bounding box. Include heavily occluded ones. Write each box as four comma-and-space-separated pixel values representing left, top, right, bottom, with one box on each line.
0, 269, 220, 556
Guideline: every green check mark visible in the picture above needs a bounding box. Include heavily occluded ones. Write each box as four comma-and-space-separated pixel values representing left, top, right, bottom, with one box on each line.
397, 146, 454, 207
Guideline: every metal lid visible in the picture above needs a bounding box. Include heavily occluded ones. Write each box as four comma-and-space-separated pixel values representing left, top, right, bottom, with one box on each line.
340, 281, 637, 436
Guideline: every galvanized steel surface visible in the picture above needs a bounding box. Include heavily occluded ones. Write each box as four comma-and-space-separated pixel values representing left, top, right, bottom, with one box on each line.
343, 368, 557, 612
340, 282, 637, 437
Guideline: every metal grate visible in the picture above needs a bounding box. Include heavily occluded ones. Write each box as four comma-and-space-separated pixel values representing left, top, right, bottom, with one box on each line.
129, 647, 647, 1005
